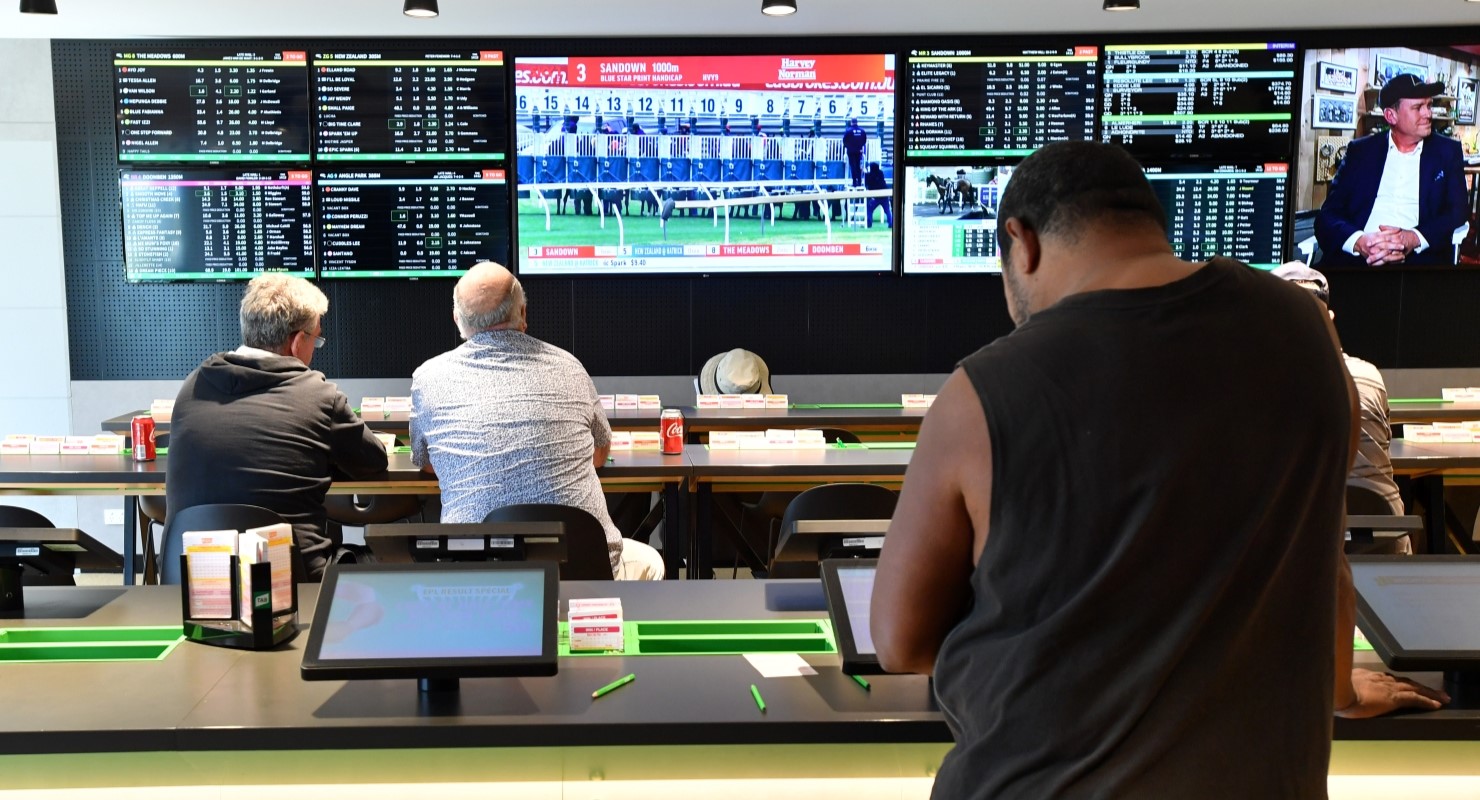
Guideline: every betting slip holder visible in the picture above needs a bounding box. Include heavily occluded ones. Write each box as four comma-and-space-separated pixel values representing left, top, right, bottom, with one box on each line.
178, 554, 299, 650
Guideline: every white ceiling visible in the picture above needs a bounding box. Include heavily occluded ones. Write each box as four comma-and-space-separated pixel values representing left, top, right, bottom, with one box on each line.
5, 0, 1480, 40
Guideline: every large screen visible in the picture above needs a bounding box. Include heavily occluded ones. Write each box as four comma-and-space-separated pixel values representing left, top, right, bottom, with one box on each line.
1145, 162, 1289, 268
317, 167, 510, 278
114, 48, 311, 162
902, 164, 1011, 274
906, 45, 1099, 159
1293, 44, 1480, 268
121, 168, 314, 282
513, 53, 896, 274
1100, 42, 1296, 159
314, 49, 507, 162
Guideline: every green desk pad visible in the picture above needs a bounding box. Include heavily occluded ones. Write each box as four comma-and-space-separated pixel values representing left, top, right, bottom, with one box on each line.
1388, 398, 1451, 404
832, 442, 917, 450
788, 403, 906, 410
0, 626, 184, 664
559, 618, 837, 657
122, 447, 168, 456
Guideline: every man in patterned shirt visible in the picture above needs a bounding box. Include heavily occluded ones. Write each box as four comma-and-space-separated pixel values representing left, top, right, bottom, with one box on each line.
1273, 263, 1408, 552
409, 262, 664, 579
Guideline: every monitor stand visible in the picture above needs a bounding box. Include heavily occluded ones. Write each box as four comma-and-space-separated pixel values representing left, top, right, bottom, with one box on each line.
418, 677, 460, 694
1444, 671, 1480, 710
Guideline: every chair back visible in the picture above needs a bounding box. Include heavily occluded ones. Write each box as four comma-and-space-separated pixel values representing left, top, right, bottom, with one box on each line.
324, 494, 422, 526
772, 483, 897, 578
482, 503, 614, 581
0, 506, 56, 528
160, 504, 288, 585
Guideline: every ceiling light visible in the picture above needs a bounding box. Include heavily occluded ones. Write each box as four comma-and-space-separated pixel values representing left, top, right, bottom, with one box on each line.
20, 0, 58, 13
762, 0, 797, 16
1103, 0, 1139, 9
403, 0, 438, 18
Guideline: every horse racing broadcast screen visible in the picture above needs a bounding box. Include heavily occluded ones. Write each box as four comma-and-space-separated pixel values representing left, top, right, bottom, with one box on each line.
902, 165, 1012, 274
512, 53, 896, 275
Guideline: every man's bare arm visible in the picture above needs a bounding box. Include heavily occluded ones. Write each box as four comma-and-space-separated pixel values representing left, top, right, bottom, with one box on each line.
871, 369, 985, 675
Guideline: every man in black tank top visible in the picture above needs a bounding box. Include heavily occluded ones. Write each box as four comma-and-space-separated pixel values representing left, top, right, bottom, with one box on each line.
871, 141, 1446, 800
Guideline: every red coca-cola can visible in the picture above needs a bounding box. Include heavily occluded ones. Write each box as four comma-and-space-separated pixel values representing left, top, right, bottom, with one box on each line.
660, 408, 685, 455
131, 415, 156, 462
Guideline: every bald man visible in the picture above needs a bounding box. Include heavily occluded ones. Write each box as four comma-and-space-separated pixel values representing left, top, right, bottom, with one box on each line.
408, 262, 664, 580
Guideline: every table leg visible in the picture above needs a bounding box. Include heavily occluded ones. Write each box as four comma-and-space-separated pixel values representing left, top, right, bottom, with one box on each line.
1421, 476, 1447, 555
662, 480, 683, 581
123, 495, 138, 586
695, 483, 713, 580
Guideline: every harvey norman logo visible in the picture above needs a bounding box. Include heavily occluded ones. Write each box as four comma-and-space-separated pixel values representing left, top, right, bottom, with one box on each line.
778, 58, 817, 80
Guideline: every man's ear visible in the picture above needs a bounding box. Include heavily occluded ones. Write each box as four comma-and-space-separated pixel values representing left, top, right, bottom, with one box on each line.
1003, 217, 1042, 275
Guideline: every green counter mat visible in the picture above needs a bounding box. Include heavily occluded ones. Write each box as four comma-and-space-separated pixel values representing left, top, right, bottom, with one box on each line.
559, 618, 837, 657
0, 626, 184, 664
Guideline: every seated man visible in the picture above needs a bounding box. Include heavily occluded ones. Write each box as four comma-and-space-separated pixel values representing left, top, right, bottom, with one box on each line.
166, 274, 388, 580
1273, 263, 1409, 553
409, 262, 663, 580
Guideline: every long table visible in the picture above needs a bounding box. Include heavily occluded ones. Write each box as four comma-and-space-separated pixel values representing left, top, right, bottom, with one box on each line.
103, 405, 929, 442
8, 439, 1476, 586
0, 451, 688, 585
0, 581, 1473, 797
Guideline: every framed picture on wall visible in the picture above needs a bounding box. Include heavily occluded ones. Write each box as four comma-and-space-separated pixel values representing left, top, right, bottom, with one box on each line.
1457, 76, 1477, 125
1374, 54, 1428, 87
1317, 61, 1358, 94
1314, 94, 1358, 130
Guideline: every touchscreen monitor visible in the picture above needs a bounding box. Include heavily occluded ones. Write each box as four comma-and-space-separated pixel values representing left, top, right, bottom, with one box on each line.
820, 557, 883, 675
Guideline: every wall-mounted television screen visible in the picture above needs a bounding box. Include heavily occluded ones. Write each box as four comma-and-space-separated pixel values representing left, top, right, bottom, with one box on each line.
121, 168, 314, 282
513, 53, 896, 274
901, 164, 1012, 274
1100, 42, 1296, 160
314, 49, 507, 163
114, 48, 311, 163
1144, 161, 1289, 268
317, 166, 509, 279
1293, 43, 1480, 268
906, 45, 1099, 160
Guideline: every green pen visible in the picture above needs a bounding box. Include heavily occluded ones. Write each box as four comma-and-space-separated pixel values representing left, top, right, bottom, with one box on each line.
750, 683, 766, 713
851, 674, 871, 691
591, 673, 635, 699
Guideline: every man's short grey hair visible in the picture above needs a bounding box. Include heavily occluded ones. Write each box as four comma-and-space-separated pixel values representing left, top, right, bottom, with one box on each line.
454, 276, 526, 338
240, 273, 329, 349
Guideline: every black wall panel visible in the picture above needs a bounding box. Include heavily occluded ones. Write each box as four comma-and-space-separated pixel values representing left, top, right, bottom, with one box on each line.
52, 36, 1480, 382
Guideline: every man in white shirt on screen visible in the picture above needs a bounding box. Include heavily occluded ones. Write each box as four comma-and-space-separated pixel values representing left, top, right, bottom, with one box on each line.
1315, 73, 1467, 266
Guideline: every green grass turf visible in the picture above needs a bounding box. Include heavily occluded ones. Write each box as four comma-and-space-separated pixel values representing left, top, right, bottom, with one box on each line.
516, 200, 894, 249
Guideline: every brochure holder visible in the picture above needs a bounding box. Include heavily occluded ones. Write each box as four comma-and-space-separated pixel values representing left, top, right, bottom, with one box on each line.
179, 554, 298, 650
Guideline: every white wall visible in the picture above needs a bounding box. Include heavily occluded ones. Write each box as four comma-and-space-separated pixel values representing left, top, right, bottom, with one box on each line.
0, 38, 75, 528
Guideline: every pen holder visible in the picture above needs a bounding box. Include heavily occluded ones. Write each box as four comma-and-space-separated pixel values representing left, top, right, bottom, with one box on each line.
179, 554, 299, 650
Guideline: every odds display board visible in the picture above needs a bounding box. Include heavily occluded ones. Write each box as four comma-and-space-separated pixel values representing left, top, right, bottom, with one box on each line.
1100, 42, 1297, 159
512, 53, 897, 274
120, 168, 315, 282
901, 165, 1012, 274
317, 167, 510, 278
314, 49, 508, 162
1144, 162, 1289, 268
114, 48, 312, 162
906, 45, 1099, 159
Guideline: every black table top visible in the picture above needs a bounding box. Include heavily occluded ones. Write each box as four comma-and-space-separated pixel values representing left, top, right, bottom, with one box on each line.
0, 581, 1469, 757
0, 581, 943, 755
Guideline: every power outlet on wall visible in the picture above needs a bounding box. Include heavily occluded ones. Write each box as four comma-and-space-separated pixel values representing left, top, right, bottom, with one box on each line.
103, 509, 125, 526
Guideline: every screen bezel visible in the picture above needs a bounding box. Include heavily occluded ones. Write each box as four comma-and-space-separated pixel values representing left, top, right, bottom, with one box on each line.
819, 557, 885, 675
300, 560, 559, 681
1350, 555, 1480, 672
